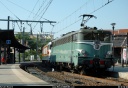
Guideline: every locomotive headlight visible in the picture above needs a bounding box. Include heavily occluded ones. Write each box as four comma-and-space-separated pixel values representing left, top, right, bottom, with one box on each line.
107, 51, 112, 55
81, 50, 87, 57
81, 50, 86, 54
106, 51, 112, 58
76, 49, 87, 57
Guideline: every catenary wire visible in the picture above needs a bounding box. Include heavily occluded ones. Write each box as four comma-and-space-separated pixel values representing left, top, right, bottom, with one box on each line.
27, 0, 40, 20
0, 0, 20, 20
32, 0, 53, 30
54, 0, 114, 35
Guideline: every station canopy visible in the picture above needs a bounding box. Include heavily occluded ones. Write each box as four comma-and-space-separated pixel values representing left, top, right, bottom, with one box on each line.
0, 29, 30, 50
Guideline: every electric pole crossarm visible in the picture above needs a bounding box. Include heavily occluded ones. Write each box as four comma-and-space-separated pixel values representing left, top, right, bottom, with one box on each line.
0, 19, 56, 23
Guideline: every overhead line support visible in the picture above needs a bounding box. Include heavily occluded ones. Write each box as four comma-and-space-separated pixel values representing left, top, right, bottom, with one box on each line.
0, 19, 56, 23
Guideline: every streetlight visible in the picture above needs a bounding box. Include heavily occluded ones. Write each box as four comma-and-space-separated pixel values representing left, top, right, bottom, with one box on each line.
111, 23, 116, 69
111, 23, 116, 57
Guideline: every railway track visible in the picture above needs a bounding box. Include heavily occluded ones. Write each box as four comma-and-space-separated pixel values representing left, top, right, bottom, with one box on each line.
20, 62, 128, 86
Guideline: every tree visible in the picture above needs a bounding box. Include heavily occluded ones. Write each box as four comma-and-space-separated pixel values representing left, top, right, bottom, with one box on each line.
15, 32, 39, 50
15, 32, 52, 60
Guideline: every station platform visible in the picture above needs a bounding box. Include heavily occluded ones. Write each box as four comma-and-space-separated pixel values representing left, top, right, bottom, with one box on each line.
0, 63, 52, 86
108, 64, 128, 80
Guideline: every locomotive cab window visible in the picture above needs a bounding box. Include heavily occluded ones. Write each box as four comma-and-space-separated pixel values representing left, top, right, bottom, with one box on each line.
80, 32, 95, 40
103, 33, 111, 42
79, 31, 111, 42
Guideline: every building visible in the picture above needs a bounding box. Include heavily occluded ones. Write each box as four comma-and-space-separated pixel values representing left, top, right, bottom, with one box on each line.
110, 29, 128, 64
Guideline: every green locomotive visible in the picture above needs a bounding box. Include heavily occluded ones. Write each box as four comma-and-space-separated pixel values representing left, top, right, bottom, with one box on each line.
50, 27, 114, 73
42, 14, 115, 74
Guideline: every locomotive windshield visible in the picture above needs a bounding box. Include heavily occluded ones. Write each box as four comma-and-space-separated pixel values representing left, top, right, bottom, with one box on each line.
78, 31, 111, 42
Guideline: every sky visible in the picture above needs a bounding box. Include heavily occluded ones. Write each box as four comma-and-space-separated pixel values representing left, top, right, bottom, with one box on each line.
0, 0, 127, 38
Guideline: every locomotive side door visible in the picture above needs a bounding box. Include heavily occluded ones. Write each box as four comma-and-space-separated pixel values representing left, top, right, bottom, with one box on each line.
70, 35, 73, 64
71, 34, 78, 66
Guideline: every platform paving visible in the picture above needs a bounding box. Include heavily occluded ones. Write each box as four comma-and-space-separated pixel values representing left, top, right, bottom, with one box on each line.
1, 62, 128, 86
108, 64, 128, 80
0, 64, 52, 86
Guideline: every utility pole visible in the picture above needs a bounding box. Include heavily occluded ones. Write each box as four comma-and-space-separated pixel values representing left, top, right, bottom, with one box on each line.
22, 27, 25, 62
7, 16, 10, 64
8, 16, 10, 30
36, 33, 39, 61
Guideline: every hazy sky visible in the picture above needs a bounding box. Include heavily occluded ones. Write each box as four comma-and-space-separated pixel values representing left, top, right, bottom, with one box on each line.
0, 0, 127, 38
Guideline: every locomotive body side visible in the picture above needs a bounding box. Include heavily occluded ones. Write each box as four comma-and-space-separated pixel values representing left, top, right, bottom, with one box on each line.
50, 35, 73, 65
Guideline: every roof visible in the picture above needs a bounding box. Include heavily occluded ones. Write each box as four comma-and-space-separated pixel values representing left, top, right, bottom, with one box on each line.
115, 29, 128, 34
114, 36, 127, 47
105, 29, 128, 48
108, 29, 128, 35
0, 30, 30, 50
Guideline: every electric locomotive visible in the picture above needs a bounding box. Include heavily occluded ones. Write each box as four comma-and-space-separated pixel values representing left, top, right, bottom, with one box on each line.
42, 14, 115, 74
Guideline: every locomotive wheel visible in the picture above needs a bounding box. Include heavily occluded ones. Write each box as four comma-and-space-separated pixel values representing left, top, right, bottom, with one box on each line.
59, 65, 63, 71
80, 68, 86, 75
70, 70, 74, 73
79, 67, 87, 75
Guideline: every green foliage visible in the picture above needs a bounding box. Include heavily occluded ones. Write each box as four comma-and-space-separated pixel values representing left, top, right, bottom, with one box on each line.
15, 33, 38, 50
28, 37, 37, 50
15, 32, 52, 59
42, 39, 51, 47
15, 32, 22, 41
